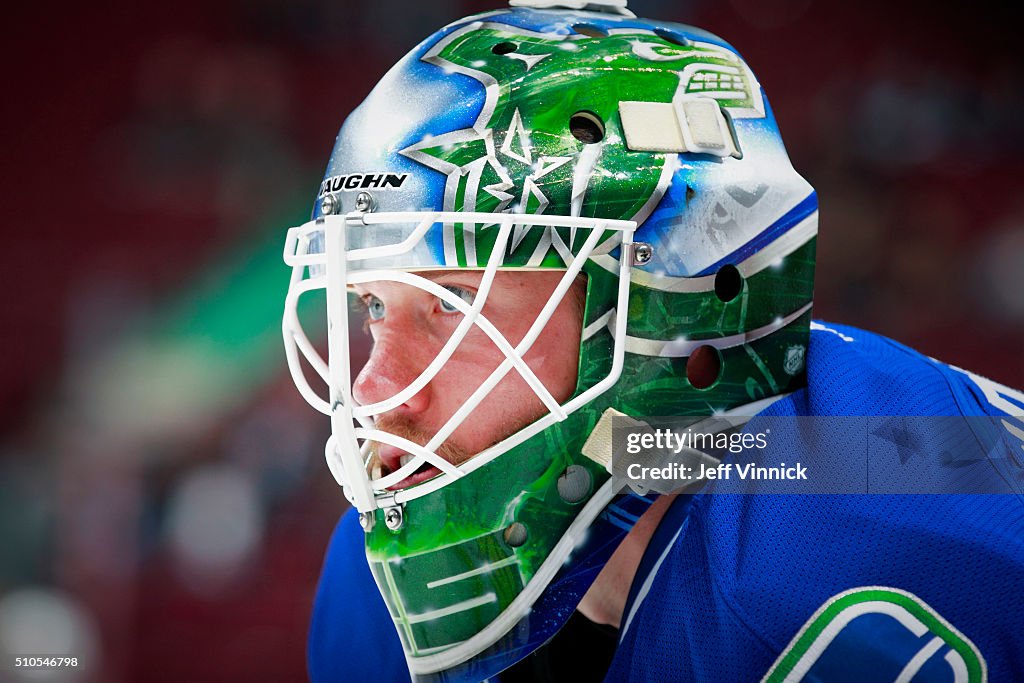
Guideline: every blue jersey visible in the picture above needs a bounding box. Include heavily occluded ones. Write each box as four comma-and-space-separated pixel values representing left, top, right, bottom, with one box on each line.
310, 323, 1024, 682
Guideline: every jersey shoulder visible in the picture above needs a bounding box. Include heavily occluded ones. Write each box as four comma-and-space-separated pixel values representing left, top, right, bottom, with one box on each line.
804, 320, 1024, 419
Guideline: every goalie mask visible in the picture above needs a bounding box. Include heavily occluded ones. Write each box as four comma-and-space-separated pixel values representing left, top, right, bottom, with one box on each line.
282, 1, 816, 680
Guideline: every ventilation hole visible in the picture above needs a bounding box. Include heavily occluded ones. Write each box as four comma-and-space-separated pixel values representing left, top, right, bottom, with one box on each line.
492, 41, 518, 55
714, 264, 744, 302
685, 185, 696, 203
654, 28, 690, 47
570, 111, 605, 144
573, 23, 608, 38
686, 345, 722, 390
557, 465, 592, 504
503, 522, 528, 548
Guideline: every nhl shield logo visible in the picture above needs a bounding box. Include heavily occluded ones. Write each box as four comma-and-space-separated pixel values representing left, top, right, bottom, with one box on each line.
763, 587, 986, 682
783, 345, 806, 376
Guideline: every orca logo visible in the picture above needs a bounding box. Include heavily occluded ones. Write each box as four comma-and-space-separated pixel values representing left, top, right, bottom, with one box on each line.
764, 587, 986, 682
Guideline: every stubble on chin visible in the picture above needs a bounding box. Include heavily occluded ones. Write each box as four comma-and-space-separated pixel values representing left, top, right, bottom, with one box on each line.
365, 402, 547, 477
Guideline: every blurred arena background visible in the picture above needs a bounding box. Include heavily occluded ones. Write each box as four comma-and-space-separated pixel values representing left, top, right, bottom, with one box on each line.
1, 0, 1022, 680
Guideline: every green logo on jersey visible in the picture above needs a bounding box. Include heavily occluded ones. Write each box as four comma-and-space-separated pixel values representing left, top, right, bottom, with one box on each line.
764, 586, 986, 683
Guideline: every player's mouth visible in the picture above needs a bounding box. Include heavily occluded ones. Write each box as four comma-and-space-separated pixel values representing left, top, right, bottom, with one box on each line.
373, 445, 442, 490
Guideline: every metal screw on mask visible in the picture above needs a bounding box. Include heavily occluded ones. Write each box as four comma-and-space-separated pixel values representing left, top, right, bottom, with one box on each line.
384, 506, 404, 531
320, 193, 341, 215
358, 511, 375, 532
632, 242, 654, 265
355, 192, 376, 213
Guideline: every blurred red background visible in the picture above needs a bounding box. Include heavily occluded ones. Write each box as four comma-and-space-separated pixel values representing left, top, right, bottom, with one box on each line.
1, 0, 1021, 681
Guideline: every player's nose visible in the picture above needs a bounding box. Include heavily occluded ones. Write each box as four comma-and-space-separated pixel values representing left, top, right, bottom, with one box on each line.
352, 327, 431, 415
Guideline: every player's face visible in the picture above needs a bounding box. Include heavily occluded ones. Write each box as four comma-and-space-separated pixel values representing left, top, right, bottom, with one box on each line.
352, 271, 584, 488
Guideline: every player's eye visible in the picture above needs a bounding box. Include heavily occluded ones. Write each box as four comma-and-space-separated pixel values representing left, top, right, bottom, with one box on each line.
438, 285, 475, 313
364, 294, 386, 321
